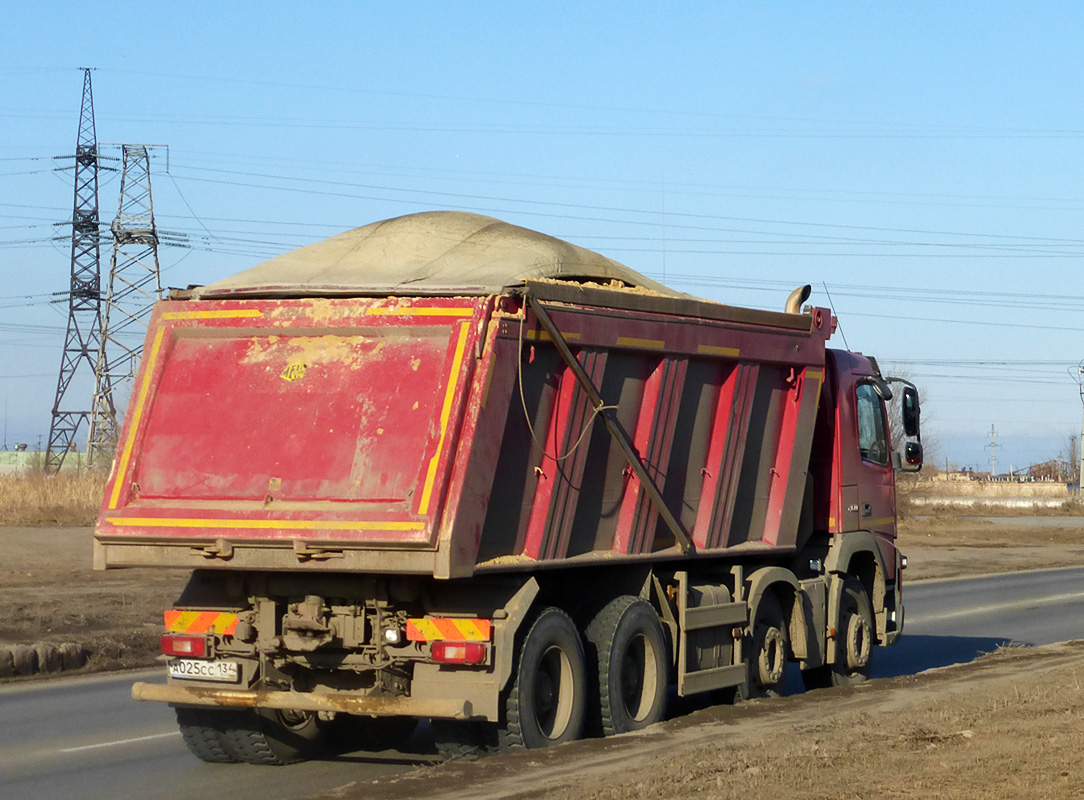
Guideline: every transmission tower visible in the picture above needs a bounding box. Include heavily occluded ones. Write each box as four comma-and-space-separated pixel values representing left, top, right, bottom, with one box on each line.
86, 145, 163, 465
985, 424, 1000, 477
46, 69, 104, 473
1076, 361, 1084, 492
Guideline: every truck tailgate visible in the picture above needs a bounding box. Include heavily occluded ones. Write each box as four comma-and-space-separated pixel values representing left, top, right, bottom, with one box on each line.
98, 297, 484, 552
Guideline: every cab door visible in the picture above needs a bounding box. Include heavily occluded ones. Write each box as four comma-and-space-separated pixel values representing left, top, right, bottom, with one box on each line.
854, 381, 897, 539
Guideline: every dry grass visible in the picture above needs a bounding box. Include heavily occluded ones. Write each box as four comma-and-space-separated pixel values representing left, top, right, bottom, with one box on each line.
0, 471, 106, 526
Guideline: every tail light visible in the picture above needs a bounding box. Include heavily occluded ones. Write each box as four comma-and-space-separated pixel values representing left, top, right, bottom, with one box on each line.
161, 634, 208, 658
431, 641, 488, 665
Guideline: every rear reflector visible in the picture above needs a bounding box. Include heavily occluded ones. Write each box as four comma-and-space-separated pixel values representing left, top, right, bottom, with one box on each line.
407, 617, 492, 642
160, 634, 208, 658
431, 641, 488, 665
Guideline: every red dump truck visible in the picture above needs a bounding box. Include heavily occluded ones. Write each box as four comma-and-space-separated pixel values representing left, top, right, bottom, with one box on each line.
96, 211, 921, 764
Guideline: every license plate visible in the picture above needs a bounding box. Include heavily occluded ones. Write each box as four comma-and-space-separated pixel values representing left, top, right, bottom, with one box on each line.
168, 658, 240, 683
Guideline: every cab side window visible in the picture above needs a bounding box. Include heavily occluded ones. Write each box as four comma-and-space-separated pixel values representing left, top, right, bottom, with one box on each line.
855, 383, 889, 467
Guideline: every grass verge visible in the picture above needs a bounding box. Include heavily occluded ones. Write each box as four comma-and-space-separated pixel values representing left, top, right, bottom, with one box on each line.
0, 471, 106, 526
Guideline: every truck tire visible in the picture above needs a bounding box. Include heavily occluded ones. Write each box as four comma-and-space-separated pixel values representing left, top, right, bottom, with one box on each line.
175, 707, 241, 763
585, 596, 668, 736
223, 708, 327, 765
501, 607, 587, 749
736, 591, 788, 700
803, 576, 874, 690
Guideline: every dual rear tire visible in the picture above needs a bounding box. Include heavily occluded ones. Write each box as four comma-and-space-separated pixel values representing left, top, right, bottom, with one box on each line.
433, 598, 669, 758
176, 707, 326, 765
504, 598, 669, 747
585, 597, 669, 736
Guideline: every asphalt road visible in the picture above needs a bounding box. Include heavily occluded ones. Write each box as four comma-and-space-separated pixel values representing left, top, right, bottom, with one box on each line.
3, 567, 1083, 800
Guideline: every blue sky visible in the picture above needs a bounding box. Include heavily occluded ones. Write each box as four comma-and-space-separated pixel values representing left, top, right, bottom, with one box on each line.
3, 2, 1084, 472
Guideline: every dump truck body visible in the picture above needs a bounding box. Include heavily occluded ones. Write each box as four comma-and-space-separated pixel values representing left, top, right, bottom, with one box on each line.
97, 212, 918, 762
97, 285, 833, 576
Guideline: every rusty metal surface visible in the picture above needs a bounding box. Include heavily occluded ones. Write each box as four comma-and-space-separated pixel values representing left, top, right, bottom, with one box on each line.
130, 681, 471, 719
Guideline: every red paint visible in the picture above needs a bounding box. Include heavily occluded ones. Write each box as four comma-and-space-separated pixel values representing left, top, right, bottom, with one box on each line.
100, 289, 904, 576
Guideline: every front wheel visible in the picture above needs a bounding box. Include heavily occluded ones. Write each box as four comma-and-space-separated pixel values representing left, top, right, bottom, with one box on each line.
803, 576, 875, 690
501, 607, 587, 749
736, 591, 789, 700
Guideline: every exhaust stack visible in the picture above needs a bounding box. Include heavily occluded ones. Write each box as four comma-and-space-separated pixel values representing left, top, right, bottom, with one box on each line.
785, 284, 812, 314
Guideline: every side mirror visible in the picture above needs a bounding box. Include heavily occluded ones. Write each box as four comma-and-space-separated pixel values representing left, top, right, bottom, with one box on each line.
902, 441, 923, 471
902, 386, 920, 439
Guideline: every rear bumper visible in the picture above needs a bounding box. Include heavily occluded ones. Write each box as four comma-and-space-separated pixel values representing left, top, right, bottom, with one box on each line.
131, 681, 472, 719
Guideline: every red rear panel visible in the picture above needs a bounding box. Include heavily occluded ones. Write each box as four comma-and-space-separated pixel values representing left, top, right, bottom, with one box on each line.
99, 297, 484, 549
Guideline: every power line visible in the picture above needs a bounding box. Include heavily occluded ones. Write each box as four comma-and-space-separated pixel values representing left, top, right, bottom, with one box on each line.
167, 164, 1084, 245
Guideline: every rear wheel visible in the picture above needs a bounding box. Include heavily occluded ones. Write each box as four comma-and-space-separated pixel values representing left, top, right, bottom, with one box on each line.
736, 592, 789, 700
175, 707, 240, 763
803, 576, 875, 690
501, 607, 587, 749
223, 708, 328, 765
585, 596, 669, 735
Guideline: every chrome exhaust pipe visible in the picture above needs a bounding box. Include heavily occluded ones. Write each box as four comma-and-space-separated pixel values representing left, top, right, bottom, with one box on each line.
785, 284, 811, 314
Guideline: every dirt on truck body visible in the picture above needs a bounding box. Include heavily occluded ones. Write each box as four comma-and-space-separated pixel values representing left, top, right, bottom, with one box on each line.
95, 211, 923, 764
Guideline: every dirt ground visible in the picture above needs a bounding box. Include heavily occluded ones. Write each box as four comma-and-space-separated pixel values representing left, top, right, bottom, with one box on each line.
0, 526, 187, 672
896, 513, 1084, 581
335, 642, 1084, 800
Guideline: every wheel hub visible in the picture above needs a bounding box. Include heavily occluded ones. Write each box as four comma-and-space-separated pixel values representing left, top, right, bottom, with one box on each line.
757, 628, 786, 685
846, 614, 872, 668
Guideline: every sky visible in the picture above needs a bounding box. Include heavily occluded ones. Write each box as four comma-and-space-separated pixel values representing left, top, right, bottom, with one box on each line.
2, 2, 1084, 473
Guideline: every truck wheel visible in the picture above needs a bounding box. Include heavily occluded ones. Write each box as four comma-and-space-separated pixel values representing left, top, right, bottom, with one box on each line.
802, 576, 874, 690
736, 592, 788, 700
501, 607, 587, 749
585, 596, 668, 736
223, 708, 327, 765
175, 707, 241, 763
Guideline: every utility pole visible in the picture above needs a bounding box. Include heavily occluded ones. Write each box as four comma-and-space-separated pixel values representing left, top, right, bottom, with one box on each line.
46, 68, 105, 473
985, 424, 999, 477
1078, 364, 1084, 493
87, 144, 163, 466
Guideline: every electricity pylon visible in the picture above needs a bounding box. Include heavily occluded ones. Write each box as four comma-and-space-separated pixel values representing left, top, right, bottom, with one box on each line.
87, 145, 163, 466
46, 68, 104, 473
